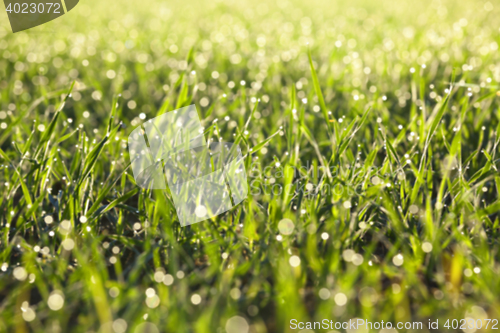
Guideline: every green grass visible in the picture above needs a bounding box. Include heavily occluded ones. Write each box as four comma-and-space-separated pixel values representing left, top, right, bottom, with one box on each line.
1, 0, 500, 331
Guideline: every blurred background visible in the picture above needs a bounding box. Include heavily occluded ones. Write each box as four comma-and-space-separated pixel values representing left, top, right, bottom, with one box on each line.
0, 0, 500, 331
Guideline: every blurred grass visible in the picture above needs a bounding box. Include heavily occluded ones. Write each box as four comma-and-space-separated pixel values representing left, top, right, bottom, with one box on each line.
0, 0, 500, 331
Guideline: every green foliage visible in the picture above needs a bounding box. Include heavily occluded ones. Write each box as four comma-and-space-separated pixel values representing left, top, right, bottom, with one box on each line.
0, 0, 500, 331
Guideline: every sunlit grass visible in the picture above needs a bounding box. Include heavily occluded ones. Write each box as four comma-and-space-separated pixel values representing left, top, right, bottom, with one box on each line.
0, 0, 500, 331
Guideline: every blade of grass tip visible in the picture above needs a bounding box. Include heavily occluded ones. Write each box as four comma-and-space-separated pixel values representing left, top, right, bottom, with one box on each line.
25, 194, 44, 223
357, 106, 371, 130
337, 118, 358, 153
1, 140, 35, 226
57, 151, 72, 183
233, 109, 257, 147
424, 70, 455, 145
479, 200, 500, 216
15, 168, 33, 210
233, 126, 250, 158
14, 166, 38, 232
244, 99, 259, 130
56, 128, 80, 144
495, 117, 500, 147
290, 84, 297, 111
308, 48, 332, 134
34, 81, 75, 159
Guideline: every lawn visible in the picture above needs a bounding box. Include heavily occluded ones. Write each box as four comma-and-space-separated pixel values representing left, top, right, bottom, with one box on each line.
0, 0, 500, 331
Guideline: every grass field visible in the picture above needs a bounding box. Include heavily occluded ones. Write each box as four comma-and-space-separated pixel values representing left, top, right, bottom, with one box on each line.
1, 0, 500, 331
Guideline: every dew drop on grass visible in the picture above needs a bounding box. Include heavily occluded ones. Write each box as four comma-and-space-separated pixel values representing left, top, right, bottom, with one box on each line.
22, 307, 36, 322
